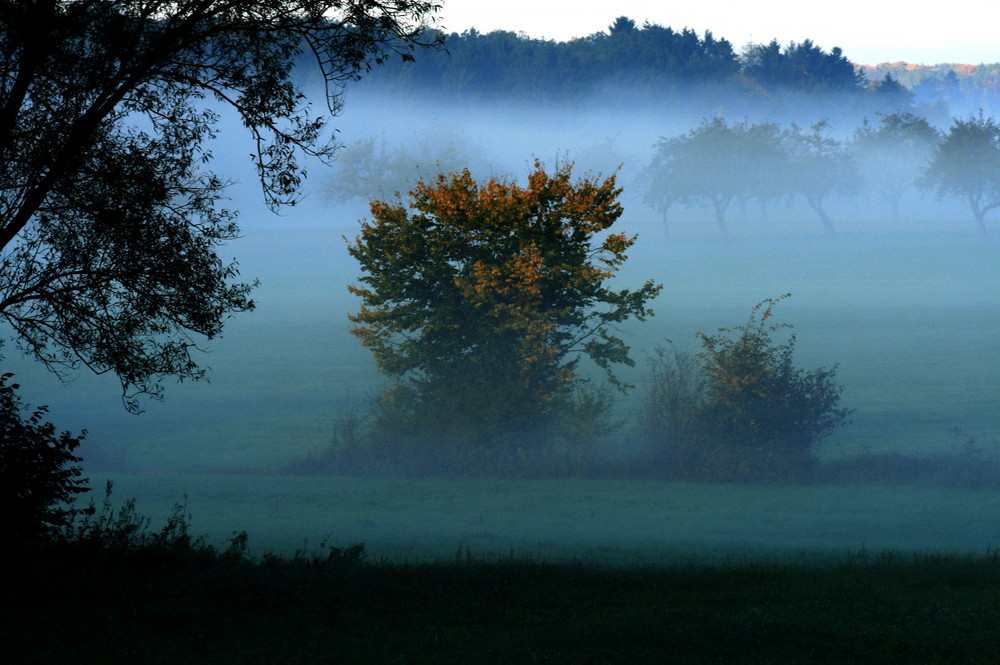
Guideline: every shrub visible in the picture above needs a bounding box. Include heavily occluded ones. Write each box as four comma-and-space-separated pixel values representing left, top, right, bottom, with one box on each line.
641, 344, 706, 471
0, 373, 90, 543
644, 297, 852, 482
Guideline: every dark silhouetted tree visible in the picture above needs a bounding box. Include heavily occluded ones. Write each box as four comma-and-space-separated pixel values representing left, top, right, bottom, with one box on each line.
608, 16, 637, 35
347, 163, 661, 469
0, 0, 439, 409
919, 112, 1000, 237
742, 39, 866, 95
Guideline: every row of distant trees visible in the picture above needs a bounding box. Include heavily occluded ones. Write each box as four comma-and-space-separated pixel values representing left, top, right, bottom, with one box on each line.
643, 111, 1000, 237
358, 17, 1000, 117
329, 111, 1000, 237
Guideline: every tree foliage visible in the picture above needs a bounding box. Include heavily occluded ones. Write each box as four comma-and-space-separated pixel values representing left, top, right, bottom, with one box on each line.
850, 112, 939, 219
347, 163, 661, 463
0, 373, 90, 543
741, 39, 865, 96
643, 118, 785, 236
919, 112, 1000, 236
781, 121, 861, 233
0, 0, 439, 408
366, 19, 742, 103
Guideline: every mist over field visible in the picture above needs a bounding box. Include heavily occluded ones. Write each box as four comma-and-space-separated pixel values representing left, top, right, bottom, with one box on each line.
8, 67, 1000, 561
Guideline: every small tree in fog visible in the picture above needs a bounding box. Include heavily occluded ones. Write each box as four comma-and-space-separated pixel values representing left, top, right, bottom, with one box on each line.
782, 122, 861, 234
643, 118, 786, 237
850, 112, 940, 220
919, 112, 1000, 237
327, 132, 486, 204
641, 344, 706, 471
347, 163, 661, 469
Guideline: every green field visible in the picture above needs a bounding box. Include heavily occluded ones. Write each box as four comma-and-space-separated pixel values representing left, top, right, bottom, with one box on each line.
93, 473, 1000, 562
12, 223, 1000, 467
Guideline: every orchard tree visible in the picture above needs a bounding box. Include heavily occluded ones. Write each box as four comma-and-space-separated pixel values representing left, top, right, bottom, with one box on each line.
919, 112, 1000, 237
783, 121, 861, 234
347, 163, 661, 463
643, 118, 786, 237
326, 131, 484, 204
0, 0, 440, 409
851, 112, 939, 220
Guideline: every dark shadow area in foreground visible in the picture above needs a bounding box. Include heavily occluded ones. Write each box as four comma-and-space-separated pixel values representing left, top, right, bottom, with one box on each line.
7, 530, 1000, 664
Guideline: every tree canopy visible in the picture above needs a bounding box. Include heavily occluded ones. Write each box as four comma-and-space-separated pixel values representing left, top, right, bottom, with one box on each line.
920, 112, 1000, 237
850, 112, 939, 219
643, 118, 785, 236
0, 0, 439, 408
347, 163, 661, 461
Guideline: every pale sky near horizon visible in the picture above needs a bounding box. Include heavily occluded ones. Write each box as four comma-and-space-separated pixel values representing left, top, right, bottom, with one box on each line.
437, 0, 1000, 66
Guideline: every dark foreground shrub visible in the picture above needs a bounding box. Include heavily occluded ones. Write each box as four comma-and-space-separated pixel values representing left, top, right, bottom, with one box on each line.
0, 373, 90, 543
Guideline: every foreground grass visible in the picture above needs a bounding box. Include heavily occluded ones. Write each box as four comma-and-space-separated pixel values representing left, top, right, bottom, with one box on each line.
6, 541, 1000, 664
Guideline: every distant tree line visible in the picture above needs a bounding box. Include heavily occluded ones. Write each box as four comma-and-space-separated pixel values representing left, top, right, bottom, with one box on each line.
861, 63, 1000, 118
329, 110, 1000, 237
642, 110, 1000, 237
355, 16, 999, 117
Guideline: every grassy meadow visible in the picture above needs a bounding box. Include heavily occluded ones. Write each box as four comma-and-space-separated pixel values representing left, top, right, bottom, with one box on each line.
6, 214, 1000, 559
94, 473, 1000, 562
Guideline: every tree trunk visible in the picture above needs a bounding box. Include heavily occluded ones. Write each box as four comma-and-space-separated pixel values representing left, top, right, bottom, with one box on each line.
712, 196, 730, 239
806, 194, 836, 235
969, 193, 990, 239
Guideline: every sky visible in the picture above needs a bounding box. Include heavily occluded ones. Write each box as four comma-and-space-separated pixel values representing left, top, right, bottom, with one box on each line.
437, 0, 1000, 66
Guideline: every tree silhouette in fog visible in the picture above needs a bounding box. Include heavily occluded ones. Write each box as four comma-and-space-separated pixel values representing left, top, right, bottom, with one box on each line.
643, 118, 786, 237
782, 122, 861, 234
850, 112, 939, 220
347, 163, 660, 469
920, 112, 1000, 237
0, 0, 439, 409
866, 74, 915, 115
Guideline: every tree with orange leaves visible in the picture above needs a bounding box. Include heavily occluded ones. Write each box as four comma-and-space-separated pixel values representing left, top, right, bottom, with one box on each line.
347, 163, 661, 467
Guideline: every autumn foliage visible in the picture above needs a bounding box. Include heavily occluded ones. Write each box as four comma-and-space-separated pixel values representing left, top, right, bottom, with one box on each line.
347, 163, 660, 471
